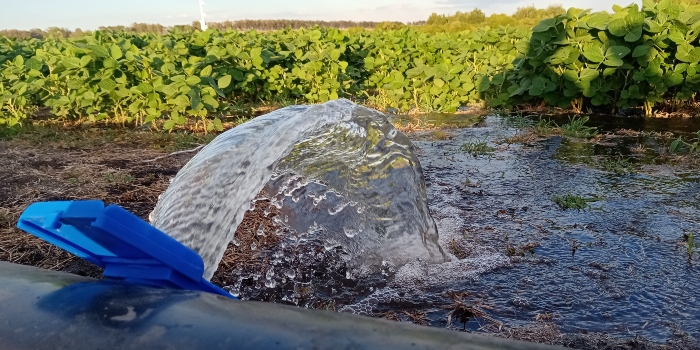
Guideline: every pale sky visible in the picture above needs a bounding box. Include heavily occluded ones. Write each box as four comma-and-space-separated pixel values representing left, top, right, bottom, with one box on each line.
1, 0, 641, 31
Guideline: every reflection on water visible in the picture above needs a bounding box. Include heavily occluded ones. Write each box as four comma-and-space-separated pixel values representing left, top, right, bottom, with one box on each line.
343, 114, 700, 344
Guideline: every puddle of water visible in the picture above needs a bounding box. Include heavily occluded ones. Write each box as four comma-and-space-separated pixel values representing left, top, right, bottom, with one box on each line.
343, 114, 700, 343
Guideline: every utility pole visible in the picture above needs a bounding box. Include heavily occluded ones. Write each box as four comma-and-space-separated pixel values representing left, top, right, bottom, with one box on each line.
198, 0, 208, 31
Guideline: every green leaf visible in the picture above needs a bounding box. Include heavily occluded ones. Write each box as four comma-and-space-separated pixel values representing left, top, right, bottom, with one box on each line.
25, 57, 43, 71
110, 45, 123, 60
563, 70, 578, 82
587, 13, 610, 30
676, 44, 700, 63
604, 46, 631, 66
213, 117, 224, 132
202, 95, 219, 108
529, 77, 555, 96
608, 12, 645, 42
128, 101, 142, 114
580, 69, 599, 82
533, 18, 558, 32
80, 55, 92, 67
99, 79, 117, 91
632, 45, 651, 58
583, 45, 605, 63
62, 57, 82, 69
217, 75, 232, 89
163, 120, 176, 131
185, 76, 201, 86
665, 71, 684, 86
200, 65, 213, 77
137, 83, 153, 94
103, 57, 117, 68
90, 45, 110, 58
644, 19, 663, 33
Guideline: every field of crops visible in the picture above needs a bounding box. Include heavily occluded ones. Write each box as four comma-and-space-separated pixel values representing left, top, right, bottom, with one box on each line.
1, 0, 700, 130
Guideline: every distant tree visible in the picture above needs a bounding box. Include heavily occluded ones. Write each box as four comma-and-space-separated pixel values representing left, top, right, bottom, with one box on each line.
46, 27, 71, 38
427, 13, 448, 25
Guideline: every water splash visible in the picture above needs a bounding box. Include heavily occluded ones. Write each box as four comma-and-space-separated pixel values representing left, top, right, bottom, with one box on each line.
150, 99, 446, 280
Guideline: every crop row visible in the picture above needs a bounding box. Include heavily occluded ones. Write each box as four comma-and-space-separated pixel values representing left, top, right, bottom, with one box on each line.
1, 0, 699, 129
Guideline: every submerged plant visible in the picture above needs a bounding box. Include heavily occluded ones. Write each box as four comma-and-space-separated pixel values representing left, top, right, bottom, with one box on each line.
506, 112, 533, 130
599, 156, 635, 175
552, 194, 593, 210
669, 131, 700, 154
686, 232, 695, 262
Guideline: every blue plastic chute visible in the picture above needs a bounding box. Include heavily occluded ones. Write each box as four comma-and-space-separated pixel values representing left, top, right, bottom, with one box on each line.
16, 200, 234, 299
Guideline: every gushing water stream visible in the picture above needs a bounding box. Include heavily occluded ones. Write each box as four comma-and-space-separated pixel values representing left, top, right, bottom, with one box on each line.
150, 99, 445, 281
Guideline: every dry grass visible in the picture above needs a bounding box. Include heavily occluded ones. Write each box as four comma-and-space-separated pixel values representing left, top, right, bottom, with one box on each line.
503, 131, 538, 144
0, 133, 188, 276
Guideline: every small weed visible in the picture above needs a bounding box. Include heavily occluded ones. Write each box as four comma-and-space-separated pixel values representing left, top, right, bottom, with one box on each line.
444, 295, 502, 331
533, 117, 557, 136
382, 310, 402, 322
448, 239, 469, 259
599, 157, 635, 175
506, 112, 533, 129
552, 194, 597, 210
505, 235, 540, 257
403, 310, 430, 326
461, 139, 495, 156
103, 172, 135, 184
560, 116, 597, 138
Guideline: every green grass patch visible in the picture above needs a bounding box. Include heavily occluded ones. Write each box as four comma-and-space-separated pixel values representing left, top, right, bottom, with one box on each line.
533, 117, 557, 136
552, 194, 600, 210
460, 139, 495, 156
560, 116, 597, 139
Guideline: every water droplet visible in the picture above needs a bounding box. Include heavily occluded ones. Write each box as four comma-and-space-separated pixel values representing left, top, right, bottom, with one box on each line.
266, 269, 275, 280
257, 226, 265, 236
285, 269, 296, 279
232, 236, 240, 247
264, 279, 277, 288
250, 242, 257, 250
344, 228, 360, 238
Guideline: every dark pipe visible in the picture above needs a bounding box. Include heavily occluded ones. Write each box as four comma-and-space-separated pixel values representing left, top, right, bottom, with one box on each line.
0, 262, 564, 350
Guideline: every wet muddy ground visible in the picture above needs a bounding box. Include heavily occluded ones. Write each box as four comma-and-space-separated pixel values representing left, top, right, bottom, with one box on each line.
2, 115, 700, 349
390, 113, 700, 349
